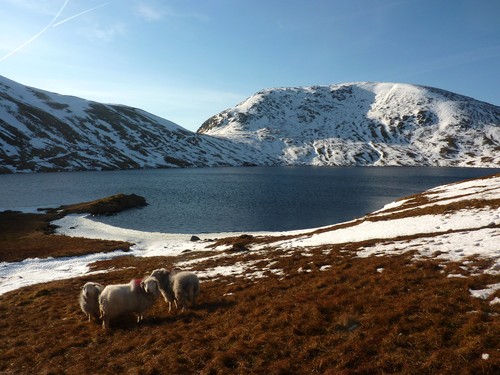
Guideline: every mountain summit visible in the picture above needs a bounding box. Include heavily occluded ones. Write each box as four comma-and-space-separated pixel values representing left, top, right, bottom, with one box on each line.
1, 77, 499, 173
198, 82, 500, 167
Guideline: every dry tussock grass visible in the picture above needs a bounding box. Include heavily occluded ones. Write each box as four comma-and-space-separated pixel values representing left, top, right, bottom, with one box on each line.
0, 211, 131, 262
1, 241, 499, 374
0, 194, 146, 262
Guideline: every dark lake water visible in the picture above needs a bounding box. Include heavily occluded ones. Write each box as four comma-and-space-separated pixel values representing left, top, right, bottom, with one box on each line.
0, 167, 498, 233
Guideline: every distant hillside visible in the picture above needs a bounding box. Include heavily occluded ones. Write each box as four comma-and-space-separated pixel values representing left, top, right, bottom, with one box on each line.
0, 75, 274, 173
199, 82, 500, 167
1, 76, 499, 172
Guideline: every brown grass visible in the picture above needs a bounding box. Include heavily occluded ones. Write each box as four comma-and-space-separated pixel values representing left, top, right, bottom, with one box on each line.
1, 241, 499, 374
0, 211, 131, 262
0, 187, 499, 374
0, 194, 145, 262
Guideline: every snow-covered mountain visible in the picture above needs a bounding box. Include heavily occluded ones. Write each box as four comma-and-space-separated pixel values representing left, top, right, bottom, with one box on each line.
0, 75, 274, 173
1, 76, 499, 173
199, 82, 500, 167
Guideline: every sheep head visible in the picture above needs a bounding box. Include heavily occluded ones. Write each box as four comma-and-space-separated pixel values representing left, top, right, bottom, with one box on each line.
81, 282, 103, 298
141, 276, 160, 297
150, 268, 170, 282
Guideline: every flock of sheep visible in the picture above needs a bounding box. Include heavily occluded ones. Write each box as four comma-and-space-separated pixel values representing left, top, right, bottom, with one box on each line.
79, 268, 200, 329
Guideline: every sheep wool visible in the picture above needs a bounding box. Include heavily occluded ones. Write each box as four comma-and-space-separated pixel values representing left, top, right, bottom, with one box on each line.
98, 276, 160, 329
150, 269, 200, 312
79, 282, 104, 322
150, 268, 176, 311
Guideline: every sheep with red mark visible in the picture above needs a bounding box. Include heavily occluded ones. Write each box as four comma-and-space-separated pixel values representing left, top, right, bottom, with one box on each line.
98, 276, 160, 329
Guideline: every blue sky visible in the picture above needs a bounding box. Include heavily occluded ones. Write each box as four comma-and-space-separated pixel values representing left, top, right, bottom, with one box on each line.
1, 0, 499, 131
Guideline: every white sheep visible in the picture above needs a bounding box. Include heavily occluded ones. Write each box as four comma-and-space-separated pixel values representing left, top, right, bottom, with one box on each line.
79, 282, 104, 322
98, 276, 160, 329
150, 268, 200, 312
150, 268, 176, 311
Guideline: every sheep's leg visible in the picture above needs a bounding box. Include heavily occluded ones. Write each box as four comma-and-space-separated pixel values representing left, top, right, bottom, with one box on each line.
179, 296, 187, 311
102, 317, 109, 330
188, 288, 194, 307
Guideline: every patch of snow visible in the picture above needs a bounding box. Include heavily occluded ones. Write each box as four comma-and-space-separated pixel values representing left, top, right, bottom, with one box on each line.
298, 267, 312, 273
197, 259, 264, 280
0, 250, 127, 295
469, 283, 500, 300
357, 227, 499, 273
277, 207, 497, 250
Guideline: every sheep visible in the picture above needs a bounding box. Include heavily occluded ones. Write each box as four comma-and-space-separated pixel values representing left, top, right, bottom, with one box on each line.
150, 268, 176, 311
79, 282, 104, 322
98, 276, 160, 329
172, 271, 200, 311
150, 268, 200, 312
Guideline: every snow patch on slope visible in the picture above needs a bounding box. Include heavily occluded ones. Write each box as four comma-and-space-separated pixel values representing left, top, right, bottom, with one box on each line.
199, 82, 500, 167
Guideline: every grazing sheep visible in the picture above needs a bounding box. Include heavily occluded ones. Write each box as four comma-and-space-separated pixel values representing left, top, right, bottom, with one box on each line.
98, 276, 160, 329
150, 268, 176, 311
79, 282, 104, 322
172, 271, 200, 310
150, 268, 200, 311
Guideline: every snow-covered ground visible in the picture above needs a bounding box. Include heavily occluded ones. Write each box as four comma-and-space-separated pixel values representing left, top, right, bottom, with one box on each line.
199, 82, 500, 167
1, 174, 498, 298
0, 216, 293, 295
2, 76, 500, 172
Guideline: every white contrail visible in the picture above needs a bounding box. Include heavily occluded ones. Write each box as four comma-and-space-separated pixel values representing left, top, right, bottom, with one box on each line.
52, 2, 112, 28
0, 0, 70, 62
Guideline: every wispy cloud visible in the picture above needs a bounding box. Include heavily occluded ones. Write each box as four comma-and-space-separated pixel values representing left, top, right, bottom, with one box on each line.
0, 0, 70, 62
3, 0, 62, 16
135, 1, 208, 22
136, 3, 166, 21
0, 0, 115, 62
83, 22, 126, 42
52, 1, 112, 28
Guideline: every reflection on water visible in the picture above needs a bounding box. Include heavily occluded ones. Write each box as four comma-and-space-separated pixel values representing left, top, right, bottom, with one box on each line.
0, 167, 498, 233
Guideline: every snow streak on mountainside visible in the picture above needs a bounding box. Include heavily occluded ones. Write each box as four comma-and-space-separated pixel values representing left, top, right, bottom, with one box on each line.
198, 83, 500, 167
0, 75, 274, 173
1, 77, 499, 173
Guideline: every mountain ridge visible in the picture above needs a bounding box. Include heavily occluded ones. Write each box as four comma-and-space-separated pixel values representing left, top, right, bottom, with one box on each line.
0, 75, 275, 173
1, 76, 499, 173
198, 82, 500, 167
